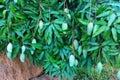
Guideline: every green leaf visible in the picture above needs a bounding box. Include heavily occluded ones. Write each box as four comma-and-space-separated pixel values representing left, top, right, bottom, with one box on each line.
15, 12, 25, 19
96, 11, 110, 18
0, 5, 4, 8
111, 27, 117, 42
54, 19, 64, 24
18, 0, 24, 7
94, 20, 107, 26
92, 26, 106, 37
32, 44, 42, 50
93, 25, 99, 34
12, 47, 20, 59
0, 20, 5, 27
96, 5, 105, 15
78, 19, 88, 25
103, 30, 111, 40
2, 10, 7, 19
96, 62, 102, 74
45, 25, 53, 45
108, 13, 116, 27
10, 3, 15, 14
114, 17, 120, 24
88, 46, 99, 51
39, 51, 44, 60
15, 30, 23, 37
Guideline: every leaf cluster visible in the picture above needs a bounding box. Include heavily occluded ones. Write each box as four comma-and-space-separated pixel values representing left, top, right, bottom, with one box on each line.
0, 0, 120, 79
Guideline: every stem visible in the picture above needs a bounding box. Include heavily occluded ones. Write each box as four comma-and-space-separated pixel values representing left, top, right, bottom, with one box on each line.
49, 7, 51, 23
72, 20, 75, 55
89, 0, 92, 22
33, 0, 42, 37
38, 0, 42, 21
64, 0, 66, 9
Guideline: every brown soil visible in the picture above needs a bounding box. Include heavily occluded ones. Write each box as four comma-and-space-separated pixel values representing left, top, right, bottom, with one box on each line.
0, 52, 43, 80
30, 75, 58, 80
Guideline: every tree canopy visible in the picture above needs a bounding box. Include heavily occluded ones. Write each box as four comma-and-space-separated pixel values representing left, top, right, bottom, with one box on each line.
0, 0, 120, 79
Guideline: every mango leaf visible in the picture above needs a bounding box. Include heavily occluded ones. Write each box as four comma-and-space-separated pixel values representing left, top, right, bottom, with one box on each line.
96, 5, 105, 15
103, 30, 111, 40
2, 10, 7, 19
39, 51, 44, 60
78, 19, 88, 25
88, 46, 99, 51
10, 3, 15, 14
15, 12, 25, 19
92, 26, 106, 37
93, 25, 99, 34
12, 47, 20, 59
96, 11, 110, 18
94, 20, 107, 26
96, 62, 102, 74
0, 5, 4, 8
0, 20, 5, 27
18, 0, 24, 7
108, 13, 116, 27
111, 27, 117, 42
116, 54, 120, 68
54, 19, 64, 24
87, 58, 92, 73
15, 30, 23, 37
32, 44, 42, 50
45, 25, 53, 45
114, 17, 120, 24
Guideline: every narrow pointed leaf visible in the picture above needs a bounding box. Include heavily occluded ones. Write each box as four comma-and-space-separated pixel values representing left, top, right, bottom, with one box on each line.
111, 27, 117, 42
108, 13, 116, 27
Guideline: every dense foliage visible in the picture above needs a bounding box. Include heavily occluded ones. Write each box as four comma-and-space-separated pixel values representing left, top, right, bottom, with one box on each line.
0, 0, 120, 79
